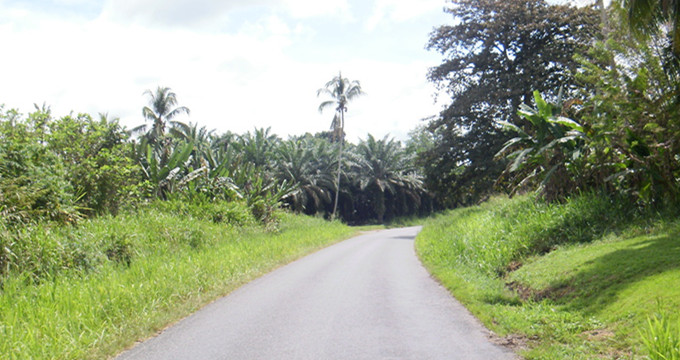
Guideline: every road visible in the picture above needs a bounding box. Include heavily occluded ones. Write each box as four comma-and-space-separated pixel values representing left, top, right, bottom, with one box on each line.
116, 226, 515, 360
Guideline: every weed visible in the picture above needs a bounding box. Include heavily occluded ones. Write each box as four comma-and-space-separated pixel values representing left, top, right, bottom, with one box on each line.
641, 313, 680, 360
104, 233, 133, 266
0, 206, 356, 359
416, 192, 680, 358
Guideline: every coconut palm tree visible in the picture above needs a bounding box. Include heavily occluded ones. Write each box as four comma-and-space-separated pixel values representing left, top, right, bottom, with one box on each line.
625, 0, 680, 56
317, 72, 364, 220
137, 86, 190, 145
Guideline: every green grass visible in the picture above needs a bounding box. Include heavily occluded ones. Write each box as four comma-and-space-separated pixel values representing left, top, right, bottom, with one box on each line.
641, 313, 680, 360
0, 206, 356, 359
416, 193, 680, 359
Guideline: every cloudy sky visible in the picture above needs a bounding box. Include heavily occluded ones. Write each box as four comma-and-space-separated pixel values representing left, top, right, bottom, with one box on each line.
0, 0, 452, 142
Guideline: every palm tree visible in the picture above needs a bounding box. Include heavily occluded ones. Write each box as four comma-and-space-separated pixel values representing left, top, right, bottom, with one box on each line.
138, 86, 190, 144
275, 138, 335, 214
238, 127, 280, 171
354, 134, 424, 223
171, 122, 214, 169
626, 0, 680, 56
317, 72, 364, 220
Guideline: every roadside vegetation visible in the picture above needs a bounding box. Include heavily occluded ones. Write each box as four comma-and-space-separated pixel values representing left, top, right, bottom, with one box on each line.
0, 73, 425, 358
2, 0, 680, 359
416, 193, 680, 359
0, 203, 356, 359
413, 2, 680, 357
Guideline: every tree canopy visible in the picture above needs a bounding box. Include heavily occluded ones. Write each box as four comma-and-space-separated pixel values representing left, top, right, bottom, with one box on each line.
421, 0, 599, 206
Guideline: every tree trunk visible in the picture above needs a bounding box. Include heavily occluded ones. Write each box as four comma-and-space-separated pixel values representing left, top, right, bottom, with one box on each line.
375, 189, 385, 224
598, 0, 617, 71
598, 0, 609, 37
331, 110, 345, 220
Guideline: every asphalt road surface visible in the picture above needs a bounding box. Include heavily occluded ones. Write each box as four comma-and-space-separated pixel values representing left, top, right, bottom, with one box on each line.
116, 226, 515, 360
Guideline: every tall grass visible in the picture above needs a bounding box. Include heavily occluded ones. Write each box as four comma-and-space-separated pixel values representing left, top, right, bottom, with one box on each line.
415, 192, 679, 358
417, 192, 640, 277
641, 314, 680, 360
0, 203, 355, 359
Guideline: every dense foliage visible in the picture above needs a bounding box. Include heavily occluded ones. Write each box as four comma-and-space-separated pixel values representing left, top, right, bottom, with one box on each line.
417, 0, 679, 207
0, 91, 427, 228
496, 3, 680, 204
0, 101, 430, 282
420, 0, 599, 207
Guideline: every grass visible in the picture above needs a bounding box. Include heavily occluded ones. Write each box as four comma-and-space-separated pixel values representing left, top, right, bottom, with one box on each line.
641, 313, 680, 360
415, 193, 680, 359
0, 204, 357, 359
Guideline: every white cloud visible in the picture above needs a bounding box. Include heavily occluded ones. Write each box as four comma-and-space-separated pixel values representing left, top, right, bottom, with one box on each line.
0, 0, 445, 143
282, 0, 352, 20
99, 0, 266, 28
52, 0, 98, 6
98, 0, 353, 29
365, 0, 445, 31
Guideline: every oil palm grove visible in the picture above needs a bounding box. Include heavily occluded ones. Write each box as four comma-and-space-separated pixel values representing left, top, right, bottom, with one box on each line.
0, 82, 429, 227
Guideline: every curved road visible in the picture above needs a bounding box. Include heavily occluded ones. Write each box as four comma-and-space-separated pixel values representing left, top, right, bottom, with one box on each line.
116, 226, 515, 360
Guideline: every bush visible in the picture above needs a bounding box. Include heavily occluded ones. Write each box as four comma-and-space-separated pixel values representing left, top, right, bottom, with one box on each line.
150, 198, 256, 227
418, 192, 650, 276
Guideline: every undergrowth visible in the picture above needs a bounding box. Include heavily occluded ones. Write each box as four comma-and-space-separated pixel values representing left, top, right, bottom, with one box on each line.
0, 201, 355, 359
416, 192, 680, 359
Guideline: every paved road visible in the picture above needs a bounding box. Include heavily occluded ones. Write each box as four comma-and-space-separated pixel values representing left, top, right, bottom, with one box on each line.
116, 226, 515, 360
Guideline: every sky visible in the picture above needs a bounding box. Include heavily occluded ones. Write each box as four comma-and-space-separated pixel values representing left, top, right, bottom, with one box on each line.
0, 0, 453, 142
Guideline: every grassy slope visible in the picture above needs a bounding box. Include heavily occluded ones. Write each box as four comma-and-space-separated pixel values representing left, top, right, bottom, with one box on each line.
0, 209, 357, 359
416, 194, 680, 359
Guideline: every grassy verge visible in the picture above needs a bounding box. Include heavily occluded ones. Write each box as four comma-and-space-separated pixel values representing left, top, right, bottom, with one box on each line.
415, 193, 680, 359
0, 205, 356, 359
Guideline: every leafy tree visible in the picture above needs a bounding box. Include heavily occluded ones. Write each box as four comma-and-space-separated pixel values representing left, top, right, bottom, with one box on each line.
422, 0, 598, 207
237, 127, 280, 171
47, 113, 141, 215
572, 3, 680, 203
139, 140, 195, 199
317, 72, 364, 219
0, 107, 81, 224
171, 122, 214, 170
494, 2, 680, 204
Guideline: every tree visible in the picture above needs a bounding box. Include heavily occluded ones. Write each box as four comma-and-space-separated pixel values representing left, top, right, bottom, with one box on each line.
0, 106, 79, 224
275, 138, 335, 214
237, 127, 280, 171
422, 0, 598, 207
353, 135, 424, 223
625, 0, 680, 56
171, 122, 214, 170
572, 3, 680, 203
137, 86, 190, 145
47, 113, 141, 214
317, 72, 364, 220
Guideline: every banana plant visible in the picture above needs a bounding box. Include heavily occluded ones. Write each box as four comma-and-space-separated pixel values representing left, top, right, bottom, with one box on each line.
139, 139, 194, 199
496, 90, 588, 198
